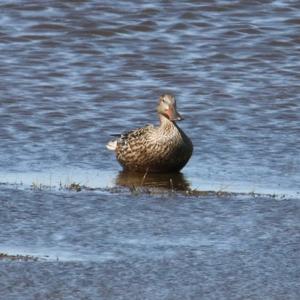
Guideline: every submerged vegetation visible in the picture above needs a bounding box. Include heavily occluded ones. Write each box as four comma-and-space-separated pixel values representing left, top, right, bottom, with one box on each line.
63, 182, 82, 192
30, 181, 87, 192
0, 177, 289, 199
0, 252, 38, 261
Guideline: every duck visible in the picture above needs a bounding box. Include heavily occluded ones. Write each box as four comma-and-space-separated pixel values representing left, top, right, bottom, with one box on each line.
106, 94, 193, 173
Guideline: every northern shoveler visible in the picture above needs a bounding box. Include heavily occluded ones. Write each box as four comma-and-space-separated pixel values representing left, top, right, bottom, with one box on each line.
106, 94, 193, 173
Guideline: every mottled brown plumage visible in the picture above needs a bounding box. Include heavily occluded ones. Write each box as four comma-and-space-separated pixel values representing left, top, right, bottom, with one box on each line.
106, 94, 193, 173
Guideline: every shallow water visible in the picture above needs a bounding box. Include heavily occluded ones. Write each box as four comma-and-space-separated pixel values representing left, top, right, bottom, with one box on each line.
1, 188, 299, 299
0, 0, 299, 299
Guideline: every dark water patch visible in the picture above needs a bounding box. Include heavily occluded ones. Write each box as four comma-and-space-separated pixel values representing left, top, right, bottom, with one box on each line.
236, 27, 263, 35
77, 28, 119, 37
269, 39, 295, 47
284, 17, 300, 25
29, 23, 68, 31
124, 20, 157, 32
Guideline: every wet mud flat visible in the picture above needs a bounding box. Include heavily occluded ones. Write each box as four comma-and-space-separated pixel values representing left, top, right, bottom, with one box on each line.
1, 185, 299, 300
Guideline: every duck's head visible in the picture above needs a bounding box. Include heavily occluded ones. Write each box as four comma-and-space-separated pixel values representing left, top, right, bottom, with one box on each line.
157, 94, 182, 121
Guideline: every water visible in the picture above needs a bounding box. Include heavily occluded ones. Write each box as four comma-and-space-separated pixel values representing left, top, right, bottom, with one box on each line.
0, 1, 299, 299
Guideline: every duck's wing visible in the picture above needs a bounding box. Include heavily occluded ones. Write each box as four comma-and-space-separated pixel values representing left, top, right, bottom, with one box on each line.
106, 125, 154, 151
118, 124, 154, 146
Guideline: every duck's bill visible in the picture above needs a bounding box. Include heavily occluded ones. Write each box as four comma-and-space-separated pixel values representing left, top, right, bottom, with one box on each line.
168, 106, 183, 121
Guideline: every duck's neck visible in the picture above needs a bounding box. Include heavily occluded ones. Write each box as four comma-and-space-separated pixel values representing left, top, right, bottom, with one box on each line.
158, 114, 177, 132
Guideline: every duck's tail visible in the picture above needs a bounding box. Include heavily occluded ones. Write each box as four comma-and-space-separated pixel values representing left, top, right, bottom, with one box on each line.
106, 140, 117, 151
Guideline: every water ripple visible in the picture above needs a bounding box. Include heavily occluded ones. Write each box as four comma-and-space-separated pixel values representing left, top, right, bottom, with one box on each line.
0, 0, 299, 192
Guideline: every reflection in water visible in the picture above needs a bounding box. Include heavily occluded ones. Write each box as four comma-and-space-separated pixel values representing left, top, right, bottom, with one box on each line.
116, 170, 190, 191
